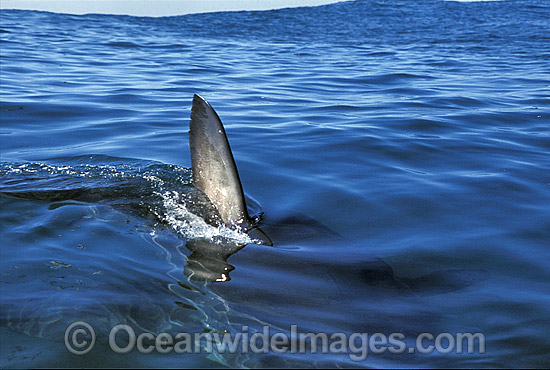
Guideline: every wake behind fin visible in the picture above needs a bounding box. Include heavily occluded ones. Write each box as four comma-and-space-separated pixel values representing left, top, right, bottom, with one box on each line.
189, 94, 272, 246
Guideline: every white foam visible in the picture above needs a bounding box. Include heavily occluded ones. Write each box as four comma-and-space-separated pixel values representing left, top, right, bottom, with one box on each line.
159, 191, 253, 245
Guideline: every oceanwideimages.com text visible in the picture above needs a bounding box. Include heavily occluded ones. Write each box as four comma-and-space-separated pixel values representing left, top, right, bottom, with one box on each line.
65, 322, 485, 361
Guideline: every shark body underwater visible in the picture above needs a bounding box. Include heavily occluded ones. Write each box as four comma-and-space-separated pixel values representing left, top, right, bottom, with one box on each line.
0, 95, 489, 368
0, 95, 486, 287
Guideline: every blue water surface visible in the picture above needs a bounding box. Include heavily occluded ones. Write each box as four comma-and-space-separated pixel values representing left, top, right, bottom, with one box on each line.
1, 0, 549, 368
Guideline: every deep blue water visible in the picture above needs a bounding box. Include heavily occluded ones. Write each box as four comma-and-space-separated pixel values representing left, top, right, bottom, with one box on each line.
1, 0, 549, 368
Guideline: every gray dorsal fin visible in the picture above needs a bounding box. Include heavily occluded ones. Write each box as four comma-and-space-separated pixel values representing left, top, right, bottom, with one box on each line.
189, 94, 249, 226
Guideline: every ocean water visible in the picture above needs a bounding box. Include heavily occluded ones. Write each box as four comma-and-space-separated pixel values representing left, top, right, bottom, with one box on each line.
1, 0, 549, 368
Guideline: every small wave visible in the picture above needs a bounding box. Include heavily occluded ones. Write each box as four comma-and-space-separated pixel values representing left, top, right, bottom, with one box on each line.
103, 41, 141, 48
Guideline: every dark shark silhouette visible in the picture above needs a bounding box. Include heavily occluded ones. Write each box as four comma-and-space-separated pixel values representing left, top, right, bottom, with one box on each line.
0, 95, 485, 287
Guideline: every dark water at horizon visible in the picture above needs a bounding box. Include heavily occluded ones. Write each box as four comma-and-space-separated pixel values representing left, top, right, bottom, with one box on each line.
1, 0, 549, 368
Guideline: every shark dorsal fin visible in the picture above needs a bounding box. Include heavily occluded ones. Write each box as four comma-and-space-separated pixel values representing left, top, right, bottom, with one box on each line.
189, 94, 249, 226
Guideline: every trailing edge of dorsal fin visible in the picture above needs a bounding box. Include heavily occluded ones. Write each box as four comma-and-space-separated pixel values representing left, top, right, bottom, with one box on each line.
189, 94, 249, 227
